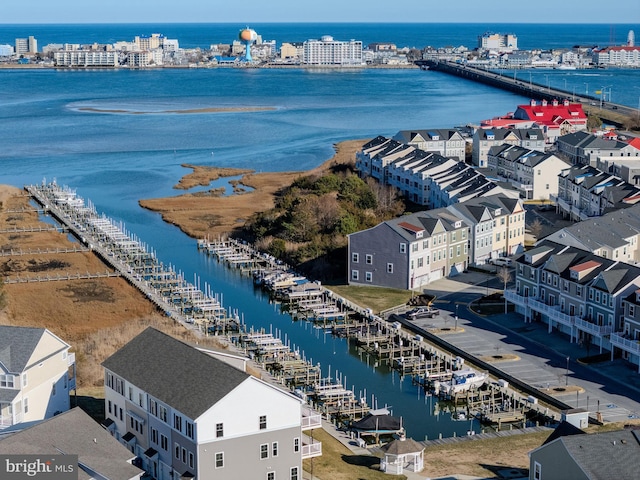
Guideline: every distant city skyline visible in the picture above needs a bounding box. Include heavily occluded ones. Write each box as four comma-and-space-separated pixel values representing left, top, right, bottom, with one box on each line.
3, 0, 639, 24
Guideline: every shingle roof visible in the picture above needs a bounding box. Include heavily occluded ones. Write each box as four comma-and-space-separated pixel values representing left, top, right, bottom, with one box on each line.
0, 407, 143, 480
102, 327, 249, 419
0, 326, 47, 373
554, 429, 640, 479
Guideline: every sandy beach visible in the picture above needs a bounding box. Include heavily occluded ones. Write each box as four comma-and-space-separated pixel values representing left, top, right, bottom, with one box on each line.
139, 138, 368, 239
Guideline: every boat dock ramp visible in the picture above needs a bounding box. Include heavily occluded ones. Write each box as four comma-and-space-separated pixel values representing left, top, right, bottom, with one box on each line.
25, 181, 240, 335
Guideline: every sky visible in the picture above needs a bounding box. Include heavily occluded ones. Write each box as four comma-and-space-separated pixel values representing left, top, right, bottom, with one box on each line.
2, 0, 639, 24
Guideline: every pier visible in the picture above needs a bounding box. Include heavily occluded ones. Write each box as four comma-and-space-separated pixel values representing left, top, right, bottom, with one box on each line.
197, 237, 561, 429
25, 181, 239, 336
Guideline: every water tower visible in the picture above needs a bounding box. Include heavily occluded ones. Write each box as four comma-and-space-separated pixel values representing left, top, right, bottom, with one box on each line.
239, 27, 258, 62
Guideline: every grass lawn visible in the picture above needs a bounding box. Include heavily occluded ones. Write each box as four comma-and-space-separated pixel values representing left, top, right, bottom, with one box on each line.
303, 428, 406, 480
326, 285, 412, 314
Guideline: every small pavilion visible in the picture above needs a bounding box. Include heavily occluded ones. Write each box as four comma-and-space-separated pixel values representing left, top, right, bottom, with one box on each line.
379, 436, 425, 475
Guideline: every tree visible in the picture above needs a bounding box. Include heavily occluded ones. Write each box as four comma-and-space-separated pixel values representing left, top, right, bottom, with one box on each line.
528, 218, 544, 241
496, 266, 512, 314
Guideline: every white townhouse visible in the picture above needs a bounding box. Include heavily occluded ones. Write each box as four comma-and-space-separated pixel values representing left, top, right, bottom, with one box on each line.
0, 325, 76, 430
102, 327, 321, 480
472, 127, 545, 168
357, 136, 519, 209
486, 144, 570, 200
394, 129, 466, 161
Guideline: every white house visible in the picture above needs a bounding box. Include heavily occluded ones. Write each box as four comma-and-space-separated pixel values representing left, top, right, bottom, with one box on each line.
0, 326, 75, 430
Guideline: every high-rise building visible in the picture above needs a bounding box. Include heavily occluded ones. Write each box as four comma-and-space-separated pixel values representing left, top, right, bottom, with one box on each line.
302, 35, 363, 65
14, 36, 37, 55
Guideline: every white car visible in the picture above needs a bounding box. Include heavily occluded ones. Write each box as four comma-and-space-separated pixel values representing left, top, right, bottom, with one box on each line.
490, 258, 512, 267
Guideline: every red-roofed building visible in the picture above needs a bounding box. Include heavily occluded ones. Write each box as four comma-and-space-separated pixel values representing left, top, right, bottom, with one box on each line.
512, 99, 587, 143
627, 137, 640, 151
593, 46, 640, 66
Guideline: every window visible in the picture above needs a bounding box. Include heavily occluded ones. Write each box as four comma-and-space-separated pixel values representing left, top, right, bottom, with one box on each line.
351, 270, 359, 281
175, 443, 180, 460
417, 257, 423, 268
0, 375, 14, 388
138, 393, 144, 407
182, 447, 186, 464
159, 405, 167, 423
291, 467, 299, 480
412, 243, 418, 252
161, 434, 168, 451
174, 414, 182, 432
272, 442, 278, 457
449, 247, 453, 259
151, 427, 158, 445
399, 243, 407, 253
260, 444, 269, 459
215, 452, 224, 468
216, 423, 224, 438
365, 272, 372, 282
108, 400, 112, 414
189, 452, 194, 469
533, 461, 541, 480
294, 438, 300, 453
352, 253, 359, 263
119, 407, 123, 421
128, 386, 133, 401
22, 373, 27, 387
186, 421, 194, 439
24, 397, 29, 413
259, 415, 267, 430
267, 473, 275, 480
387, 263, 393, 274
149, 399, 157, 417
365, 254, 373, 264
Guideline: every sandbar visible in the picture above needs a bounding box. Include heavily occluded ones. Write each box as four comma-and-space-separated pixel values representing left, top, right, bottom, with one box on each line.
77, 106, 277, 115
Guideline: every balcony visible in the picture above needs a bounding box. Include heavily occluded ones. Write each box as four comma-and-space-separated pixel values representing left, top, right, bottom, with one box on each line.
301, 406, 322, 431
301, 433, 322, 459
573, 317, 612, 337
0, 411, 23, 429
610, 333, 640, 354
504, 290, 575, 328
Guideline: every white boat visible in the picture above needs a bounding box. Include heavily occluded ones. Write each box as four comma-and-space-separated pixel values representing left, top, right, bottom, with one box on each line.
555, 64, 577, 70
434, 368, 488, 396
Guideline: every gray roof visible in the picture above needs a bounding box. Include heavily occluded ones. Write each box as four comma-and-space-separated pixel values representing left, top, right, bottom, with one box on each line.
381, 437, 425, 455
0, 407, 143, 480
0, 326, 48, 373
102, 327, 249, 419
546, 429, 640, 479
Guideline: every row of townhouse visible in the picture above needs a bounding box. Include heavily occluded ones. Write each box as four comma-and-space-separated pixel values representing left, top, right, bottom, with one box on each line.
553, 164, 640, 221
486, 144, 570, 200
347, 194, 525, 290
393, 129, 466, 161
472, 127, 545, 168
102, 327, 321, 480
505, 240, 640, 371
592, 46, 640, 66
0, 326, 75, 430
356, 136, 518, 208
543, 202, 640, 265
556, 130, 640, 166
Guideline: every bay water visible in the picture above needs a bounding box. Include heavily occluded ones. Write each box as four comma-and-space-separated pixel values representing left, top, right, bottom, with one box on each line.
1, 23, 639, 439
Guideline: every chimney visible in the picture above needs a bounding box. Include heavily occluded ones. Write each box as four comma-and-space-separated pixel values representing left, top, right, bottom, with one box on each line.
541, 99, 548, 107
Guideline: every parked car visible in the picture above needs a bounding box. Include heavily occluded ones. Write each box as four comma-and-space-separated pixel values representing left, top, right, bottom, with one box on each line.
490, 257, 513, 267
406, 307, 440, 319
537, 204, 554, 212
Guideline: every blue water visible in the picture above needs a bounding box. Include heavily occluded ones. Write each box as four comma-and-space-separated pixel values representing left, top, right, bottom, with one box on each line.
0, 23, 639, 440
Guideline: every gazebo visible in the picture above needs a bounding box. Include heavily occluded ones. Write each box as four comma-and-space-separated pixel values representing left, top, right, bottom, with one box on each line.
349, 411, 404, 446
380, 436, 425, 475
